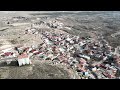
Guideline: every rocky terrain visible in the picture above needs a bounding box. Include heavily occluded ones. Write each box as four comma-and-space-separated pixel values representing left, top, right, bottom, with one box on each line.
0, 11, 120, 79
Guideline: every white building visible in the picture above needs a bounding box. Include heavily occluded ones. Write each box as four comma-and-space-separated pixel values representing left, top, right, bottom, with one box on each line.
17, 52, 31, 66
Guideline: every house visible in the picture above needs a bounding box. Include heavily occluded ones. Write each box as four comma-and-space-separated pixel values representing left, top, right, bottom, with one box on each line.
4, 52, 13, 56
17, 52, 31, 66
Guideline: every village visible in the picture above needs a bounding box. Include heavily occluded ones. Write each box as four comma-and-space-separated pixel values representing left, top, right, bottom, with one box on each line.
0, 27, 120, 79
0, 11, 120, 79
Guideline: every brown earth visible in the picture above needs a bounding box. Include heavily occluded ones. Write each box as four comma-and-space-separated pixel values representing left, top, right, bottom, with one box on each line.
0, 60, 79, 79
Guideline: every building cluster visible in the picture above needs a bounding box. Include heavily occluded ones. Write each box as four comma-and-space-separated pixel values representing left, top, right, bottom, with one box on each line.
1, 31, 120, 78
1, 13, 120, 78
38, 31, 120, 79
1, 27, 120, 78
32, 18, 70, 30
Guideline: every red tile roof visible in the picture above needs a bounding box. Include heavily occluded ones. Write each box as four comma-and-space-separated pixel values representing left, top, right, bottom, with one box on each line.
4, 52, 13, 56
18, 53, 29, 59
24, 47, 29, 51
30, 49, 36, 53
34, 51, 42, 55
